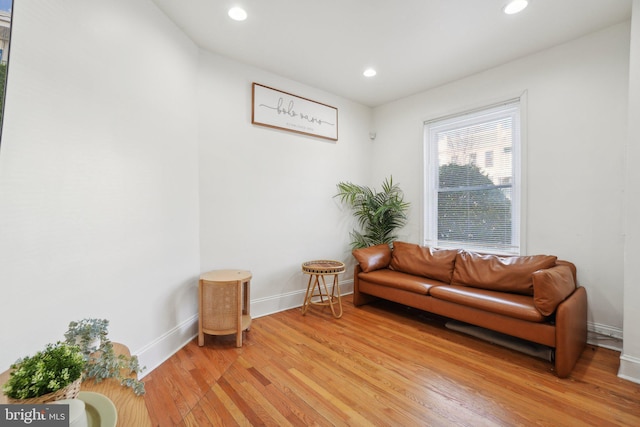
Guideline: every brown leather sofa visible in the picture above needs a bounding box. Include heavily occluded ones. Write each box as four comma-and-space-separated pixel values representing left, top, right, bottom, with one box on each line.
352, 241, 588, 378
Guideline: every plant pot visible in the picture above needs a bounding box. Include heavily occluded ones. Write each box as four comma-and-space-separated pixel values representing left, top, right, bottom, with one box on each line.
75, 336, 101, 354
6, 377, 82, 404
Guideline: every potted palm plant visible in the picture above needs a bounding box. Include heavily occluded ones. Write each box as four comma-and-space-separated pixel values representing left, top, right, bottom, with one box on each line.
335, 176, 410, 249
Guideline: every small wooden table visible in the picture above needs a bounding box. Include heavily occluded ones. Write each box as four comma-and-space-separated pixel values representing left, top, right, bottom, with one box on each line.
199, 269, 252, 347
301, 260, 346, 318
0, 343, 151, 427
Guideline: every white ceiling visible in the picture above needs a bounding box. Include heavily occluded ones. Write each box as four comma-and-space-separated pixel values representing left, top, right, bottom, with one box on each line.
151, 0, 632, 107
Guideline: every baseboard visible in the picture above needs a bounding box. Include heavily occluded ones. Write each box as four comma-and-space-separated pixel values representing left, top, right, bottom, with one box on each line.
135, 314, 199, 379
251, 279, 354, 318
587, 321, 623, 351
618, 354, 640, 385
134, 279, 354, 377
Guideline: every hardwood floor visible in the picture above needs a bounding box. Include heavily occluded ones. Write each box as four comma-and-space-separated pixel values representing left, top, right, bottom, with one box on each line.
143, 295, 640, 426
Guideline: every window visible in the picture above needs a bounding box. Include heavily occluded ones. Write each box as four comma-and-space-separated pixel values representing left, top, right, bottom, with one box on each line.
0, 0, 12, 144
424, 100, 521, 254
484, 150, 494, 168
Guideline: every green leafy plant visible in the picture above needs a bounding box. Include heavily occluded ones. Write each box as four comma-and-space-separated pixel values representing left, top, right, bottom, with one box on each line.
65, 318, 109, 352
335, 176, 410, 249
65, 318, 146, 396
2, 342, 85, 400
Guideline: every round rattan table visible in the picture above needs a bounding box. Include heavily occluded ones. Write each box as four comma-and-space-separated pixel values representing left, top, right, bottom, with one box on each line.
301, 260, 346, 318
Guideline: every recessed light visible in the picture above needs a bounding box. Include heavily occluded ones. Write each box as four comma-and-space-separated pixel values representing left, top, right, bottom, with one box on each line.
503, 0, 529, 15
363, 68, 377, 77
228, 7, 247, 21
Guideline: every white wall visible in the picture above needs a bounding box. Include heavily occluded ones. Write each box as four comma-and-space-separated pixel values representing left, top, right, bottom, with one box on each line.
620, 0, 640, 383
197, 52, 372, 315
0, 0, 372, 374
0, 0, 201, 372
372, 23, 630, 344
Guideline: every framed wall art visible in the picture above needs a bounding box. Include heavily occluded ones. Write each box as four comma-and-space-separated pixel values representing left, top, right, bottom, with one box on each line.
252, 83, 338, 141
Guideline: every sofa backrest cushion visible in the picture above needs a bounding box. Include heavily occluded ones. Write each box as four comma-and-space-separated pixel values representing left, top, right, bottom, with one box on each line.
352, 244, 392, 272
389, 241, 458, 283
451, 250, 558, 295
532, 265, 576, 316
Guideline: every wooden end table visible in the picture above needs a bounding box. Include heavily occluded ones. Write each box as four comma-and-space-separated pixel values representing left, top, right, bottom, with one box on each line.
301, 260, 346, 318
198, 269, 252, 348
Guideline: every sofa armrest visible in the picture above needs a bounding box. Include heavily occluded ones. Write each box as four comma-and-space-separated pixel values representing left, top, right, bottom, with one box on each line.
352, 244, 391, 272
554, 286, 588, 378
532, 264, 577, 316
353, 264, 378, 306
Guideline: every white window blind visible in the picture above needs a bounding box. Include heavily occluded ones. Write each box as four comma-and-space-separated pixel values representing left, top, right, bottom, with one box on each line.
424, 101, 521, 254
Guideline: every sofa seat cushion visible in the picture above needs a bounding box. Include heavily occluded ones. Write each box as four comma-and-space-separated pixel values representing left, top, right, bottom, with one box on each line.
358, 269, 445, 295
451, 251, 558, 295
389, 241, 459, 283
429, 285, 547, 322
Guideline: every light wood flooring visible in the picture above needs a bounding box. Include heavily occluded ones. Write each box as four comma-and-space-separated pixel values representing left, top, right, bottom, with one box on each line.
143, 295, 640, 426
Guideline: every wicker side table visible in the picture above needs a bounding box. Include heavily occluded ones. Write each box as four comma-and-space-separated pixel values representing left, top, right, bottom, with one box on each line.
301, 260, 346, 318
198, 269, 252, 347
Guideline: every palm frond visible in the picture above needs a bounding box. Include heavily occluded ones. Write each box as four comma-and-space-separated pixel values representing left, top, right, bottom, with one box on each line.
335, 176, 410, 249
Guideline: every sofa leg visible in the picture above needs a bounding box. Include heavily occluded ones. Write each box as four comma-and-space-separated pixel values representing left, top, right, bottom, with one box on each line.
353, 290, 378, 306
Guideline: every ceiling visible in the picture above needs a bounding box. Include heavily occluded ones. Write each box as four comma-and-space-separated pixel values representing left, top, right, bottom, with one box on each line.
150, 0, 632, 107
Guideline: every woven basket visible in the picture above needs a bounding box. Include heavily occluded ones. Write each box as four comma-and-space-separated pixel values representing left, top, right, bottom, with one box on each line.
6, 377, 82, 404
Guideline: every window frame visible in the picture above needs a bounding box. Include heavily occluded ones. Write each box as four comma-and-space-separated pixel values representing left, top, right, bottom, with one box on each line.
0, 1, 13, 147
423, 98, 524, 255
